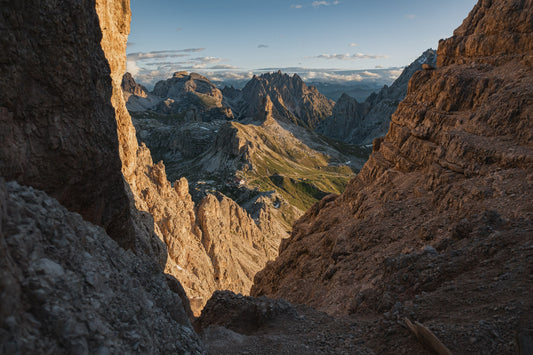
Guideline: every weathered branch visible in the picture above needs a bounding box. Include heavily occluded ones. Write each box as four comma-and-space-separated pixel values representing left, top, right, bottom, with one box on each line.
405, 318, 453, 355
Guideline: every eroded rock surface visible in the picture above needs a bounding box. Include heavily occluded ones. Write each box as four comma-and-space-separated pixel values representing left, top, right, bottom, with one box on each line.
253, 0, 533, 353
95, 0, 284, 314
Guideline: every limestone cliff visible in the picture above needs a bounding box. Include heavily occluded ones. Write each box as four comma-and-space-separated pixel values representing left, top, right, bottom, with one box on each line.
0, 0, 164, 263
253, 0, 533, 352
134, 161, 280, 313
95, 0, 283, 314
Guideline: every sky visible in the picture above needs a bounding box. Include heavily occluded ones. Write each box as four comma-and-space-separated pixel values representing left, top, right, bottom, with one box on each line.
127, 0, 478, 88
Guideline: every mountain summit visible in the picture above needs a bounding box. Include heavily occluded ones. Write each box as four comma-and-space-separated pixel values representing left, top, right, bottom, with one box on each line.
223, 71, 334, 128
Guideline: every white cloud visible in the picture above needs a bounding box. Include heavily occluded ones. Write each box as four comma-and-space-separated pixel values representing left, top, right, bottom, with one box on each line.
291, 4, 303, 8
349, 43, 357, 47
303, 71, 364, 82
209, 64, 240, 70
191, 56, 224, 64
375, 65, 385, 69
314, 52, 387, 60
312, 1, 339, 7
205, 71, 254, 82
388, 69, 404, 79
126, 60, 141, 76
127, 48, 205, 61
361, 70, 381, 78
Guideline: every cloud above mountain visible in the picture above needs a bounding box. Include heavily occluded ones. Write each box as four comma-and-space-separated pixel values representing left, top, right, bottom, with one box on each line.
313, 53, 387, 60
127, 48, 205, 61
209, 64, 240, 70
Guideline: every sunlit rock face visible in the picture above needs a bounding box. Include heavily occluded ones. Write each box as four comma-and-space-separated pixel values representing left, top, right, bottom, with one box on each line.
95, 0, 284, 315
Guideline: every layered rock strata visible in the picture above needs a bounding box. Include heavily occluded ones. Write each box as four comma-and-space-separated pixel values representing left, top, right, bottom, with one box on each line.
253, 0, 533, 352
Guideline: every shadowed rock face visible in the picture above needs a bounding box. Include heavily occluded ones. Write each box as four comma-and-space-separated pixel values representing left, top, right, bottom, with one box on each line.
252, 0, 533, 352
0, 180, 204, 354
0, 0, 152, 255
0, 0, 205, 352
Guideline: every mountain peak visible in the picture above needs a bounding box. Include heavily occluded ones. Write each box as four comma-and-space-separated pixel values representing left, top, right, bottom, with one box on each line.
173, 71, 189, 78
229, 71, 334, 128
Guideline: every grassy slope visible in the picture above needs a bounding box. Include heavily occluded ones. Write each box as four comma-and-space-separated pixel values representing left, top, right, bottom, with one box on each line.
232, 121, 359, 211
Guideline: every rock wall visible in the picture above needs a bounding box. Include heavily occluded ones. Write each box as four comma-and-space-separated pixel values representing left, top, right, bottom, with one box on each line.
0, 0, 204, 351
252, 0, 532, 351
0, 0, 162, 260
437, 0, 533, 67
134, 160, 280, 313
224, 71, 334, 128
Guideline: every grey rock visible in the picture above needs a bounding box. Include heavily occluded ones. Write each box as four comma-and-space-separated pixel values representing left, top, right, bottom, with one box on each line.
0, 180, 205, 354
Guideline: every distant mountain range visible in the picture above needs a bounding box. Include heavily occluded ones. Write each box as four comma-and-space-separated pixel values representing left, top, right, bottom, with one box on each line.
122, 70, 371, 251
121, 51, 436, 261
316, 49, 437, 144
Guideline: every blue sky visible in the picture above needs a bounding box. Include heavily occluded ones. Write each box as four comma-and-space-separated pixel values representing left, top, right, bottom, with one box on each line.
127, 0, 477, 88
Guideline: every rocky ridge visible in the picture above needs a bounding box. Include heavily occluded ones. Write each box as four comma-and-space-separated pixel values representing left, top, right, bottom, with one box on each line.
252, 0, 533, 353
317, 49, 437, 145
224, 71, 335, 129
123, 71, 234, 121
121, 72, 161, 111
